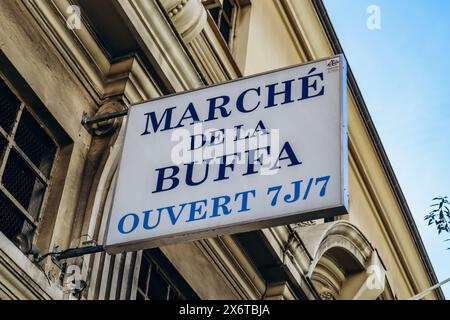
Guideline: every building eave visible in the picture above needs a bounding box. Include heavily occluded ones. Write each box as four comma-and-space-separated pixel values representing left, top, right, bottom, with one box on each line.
312, 0, 445, 300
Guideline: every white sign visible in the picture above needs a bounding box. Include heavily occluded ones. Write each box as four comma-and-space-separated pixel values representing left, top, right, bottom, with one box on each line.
105, 55, 348, 254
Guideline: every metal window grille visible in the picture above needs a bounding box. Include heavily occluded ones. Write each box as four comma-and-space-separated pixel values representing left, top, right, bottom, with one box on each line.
0, 77, 57, 244
136, 249, 199, 300
203, 0, 237, 46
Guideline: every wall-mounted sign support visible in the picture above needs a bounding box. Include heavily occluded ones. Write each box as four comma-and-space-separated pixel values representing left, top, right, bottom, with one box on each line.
81, 109, 128, 133
36, 244, 105, 264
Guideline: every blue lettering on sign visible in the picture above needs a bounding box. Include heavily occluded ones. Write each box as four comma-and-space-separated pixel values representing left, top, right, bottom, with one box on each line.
267, 176, 331, 207
140, 67, 325, 136
117, 176, 332, 235
118, 213, 139, 234
119, 65, 335, 237
152, 140, 302, 194
145, 66, 327, 196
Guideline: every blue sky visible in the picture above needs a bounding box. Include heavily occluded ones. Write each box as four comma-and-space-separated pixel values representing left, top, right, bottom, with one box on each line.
324, 0, 450, 299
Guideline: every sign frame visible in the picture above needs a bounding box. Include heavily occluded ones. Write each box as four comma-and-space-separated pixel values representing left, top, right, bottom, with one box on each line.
104, 54, 348, 254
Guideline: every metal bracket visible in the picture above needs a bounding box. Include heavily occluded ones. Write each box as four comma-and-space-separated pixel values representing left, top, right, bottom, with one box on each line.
81, 110, 128, 135
36, 244, 105, 268
55, 244, 105, 261
35, 244, 104, 296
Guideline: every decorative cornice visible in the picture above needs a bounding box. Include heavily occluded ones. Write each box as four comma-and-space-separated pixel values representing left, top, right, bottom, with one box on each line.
162, 0, 207, 43
311, 254, 345, 299
21, 0, 162, 106
296, 221, 373, 278
302, 222, 390, 299
116, 0, 204, 92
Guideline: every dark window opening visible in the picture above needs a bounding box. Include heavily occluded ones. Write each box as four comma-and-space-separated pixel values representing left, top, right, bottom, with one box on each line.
2, 150, 46, 219
203, 0, 237, 46
136, 248, 199, 300
15, 110, 57, 177
0, 79, 20, 134
0, 77, 57, 246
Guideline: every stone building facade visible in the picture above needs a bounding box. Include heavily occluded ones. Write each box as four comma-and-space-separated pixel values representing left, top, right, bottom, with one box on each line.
0, 0, 444, 300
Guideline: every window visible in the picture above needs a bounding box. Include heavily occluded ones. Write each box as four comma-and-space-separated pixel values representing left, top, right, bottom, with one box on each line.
137, 249, 199, 300
203, 0, 237, 47
0, 77, 57, 247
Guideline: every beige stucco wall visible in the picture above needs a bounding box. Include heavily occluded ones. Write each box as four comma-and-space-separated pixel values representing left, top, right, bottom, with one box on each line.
243, 0, 303, 74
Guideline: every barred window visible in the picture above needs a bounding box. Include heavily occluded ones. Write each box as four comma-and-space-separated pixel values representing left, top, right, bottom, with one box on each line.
203, 0, 237, 46
0, 77, 57, 246
137, 249, 199, 300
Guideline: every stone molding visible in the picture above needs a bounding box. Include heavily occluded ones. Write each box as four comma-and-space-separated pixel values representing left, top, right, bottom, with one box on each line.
23, 0, 164, 104
162, 0, 208, 43
0, 233, 63, 300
